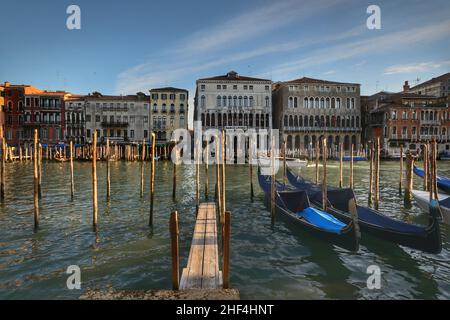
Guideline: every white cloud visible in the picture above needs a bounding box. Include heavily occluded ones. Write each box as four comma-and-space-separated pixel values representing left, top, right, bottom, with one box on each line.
255, 19, 450, 80
384, 61, 450, 75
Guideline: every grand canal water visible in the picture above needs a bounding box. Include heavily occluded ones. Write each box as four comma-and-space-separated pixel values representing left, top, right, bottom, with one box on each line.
0, 159, 449, 299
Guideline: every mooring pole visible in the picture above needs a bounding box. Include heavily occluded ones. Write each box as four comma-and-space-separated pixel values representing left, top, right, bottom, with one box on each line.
404, 152, 413, 208
106, 138, 111, 201
315, 142, 319, 184
170, 210, 179, 290
368, 142, 374, 207
149, 132, 156, 226
92, 132, 98, 229
172, 147, 177, 200
322, 138, 328, 211
140, 139, 145, 198
349, 143, 354, 189
70, 141, 74, 200
423, 144, 428, 191
33, 129, 39, 229
223, 211, 231, 289
339, 142, 343, 188
205, 141, 209, 200
375, 137, 380, 210
399, 144, 403, 195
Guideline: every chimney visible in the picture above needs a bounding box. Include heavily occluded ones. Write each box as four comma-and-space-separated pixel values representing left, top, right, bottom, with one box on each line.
403, 80, 410, 92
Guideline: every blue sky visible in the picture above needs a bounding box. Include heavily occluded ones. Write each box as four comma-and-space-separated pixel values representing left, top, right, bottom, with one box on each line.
1, 0, 449, 101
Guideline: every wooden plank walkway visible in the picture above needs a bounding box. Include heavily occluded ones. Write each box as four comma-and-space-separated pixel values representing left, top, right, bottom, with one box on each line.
180, 202, 222, 289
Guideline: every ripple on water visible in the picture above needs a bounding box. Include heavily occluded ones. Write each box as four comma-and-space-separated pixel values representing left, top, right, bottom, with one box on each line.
0, 161, 449, 299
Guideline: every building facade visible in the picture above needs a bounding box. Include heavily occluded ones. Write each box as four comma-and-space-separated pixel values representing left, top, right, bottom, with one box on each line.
65, 95, 86, 144
368, 90, 450, 156
406, 72, 450, 98
84, 92, 150, 143
149, 87, 188, 144
194, 71, 273, 132
23, 90, 67, 145
272, 77, 362, 154
0, 85, 4, 138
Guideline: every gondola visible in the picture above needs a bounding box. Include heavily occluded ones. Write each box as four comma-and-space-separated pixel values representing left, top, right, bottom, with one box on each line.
412, 190, 450, 225
258, 169, 360, 252
413, 165, 450, 194
287, 167, 442, 254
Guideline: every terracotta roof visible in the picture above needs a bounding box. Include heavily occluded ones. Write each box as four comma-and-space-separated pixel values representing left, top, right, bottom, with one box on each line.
198, 70, 270, 82
409, 72, 450, 90
150, 87, 188, 92
285, 77, 359, 86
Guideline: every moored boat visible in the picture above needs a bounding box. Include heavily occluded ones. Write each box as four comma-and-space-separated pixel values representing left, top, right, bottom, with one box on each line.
412, 190, 450, 225
413, 165, 450, 194
258, 169, 359, 252
287, 167, 442, 254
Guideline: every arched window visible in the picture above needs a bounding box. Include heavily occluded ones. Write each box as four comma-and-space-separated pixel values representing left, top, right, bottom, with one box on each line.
304, 97, 308, 108
289, 115, 293, 127
320, 98, 325, 109
294, 116, 298, 127
284, 115, 288, 127
299, 116, 303, 127
217, 96, 221, 107
228, 96, 232, 106
315, 97, 319, 108
244, 96, 248, 107
294, 97, 298, 108
201, 95, 206, 108
222, 96, 227, 107
265, 96, 270, 107
233, 96, 237, 107
356, 116, 360, 127
336, 98, 341, 108
326, 98, 330, 108
309, 97, 314, 108
309, 116, 314, 127
238, 96, 243, 107
249, 96, 254, 107
289, 97, 293, 108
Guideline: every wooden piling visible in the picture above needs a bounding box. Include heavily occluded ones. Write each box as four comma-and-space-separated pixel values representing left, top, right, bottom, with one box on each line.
196, 139, 200, 213
0, 136, 5, 201
374, 137, 380, 210
270, 136, 275, 220
106, 138, 111, 201
92, 132, 98, 229
33, 129, 39, 229
368, 142, 374, 207
432, 141, 438, 201
322, 139, 327, 211
349, 143, 354, 189
70, 141, 74, 199
221, 130, 226, 217
404, 152, 414, 208
140, 140, 145, 198
423, 144, 428, 191
283, 140, 287, 188
149, 132, 156, 226
170, 210, 180, 290
223, 211, 231, 289
339, 143, 343, 188
38, 143, 42, 198
216, 138, 222, 222
172, 147, 177, 200
249, 141, 254, 201
205, 142, 209, 200
315, 142, 319, 184
399, 144, 403, 195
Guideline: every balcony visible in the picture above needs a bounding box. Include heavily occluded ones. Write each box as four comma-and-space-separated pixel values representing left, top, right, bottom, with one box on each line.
420, 119, 441, 125
170, 108, 176, 114
179, 108, 185, 114
101, 121, 129, 128
161, 108, 167, 114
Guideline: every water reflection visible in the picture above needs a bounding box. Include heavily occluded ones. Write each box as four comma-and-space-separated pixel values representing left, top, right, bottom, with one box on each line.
0, 160, 448, 299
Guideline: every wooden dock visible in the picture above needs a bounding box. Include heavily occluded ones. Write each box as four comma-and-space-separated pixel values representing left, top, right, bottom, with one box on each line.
180, 202, 222, 289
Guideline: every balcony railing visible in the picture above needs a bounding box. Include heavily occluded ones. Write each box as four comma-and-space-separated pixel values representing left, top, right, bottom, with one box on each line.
101, 121, 129, 128
420, 119, 441, 125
